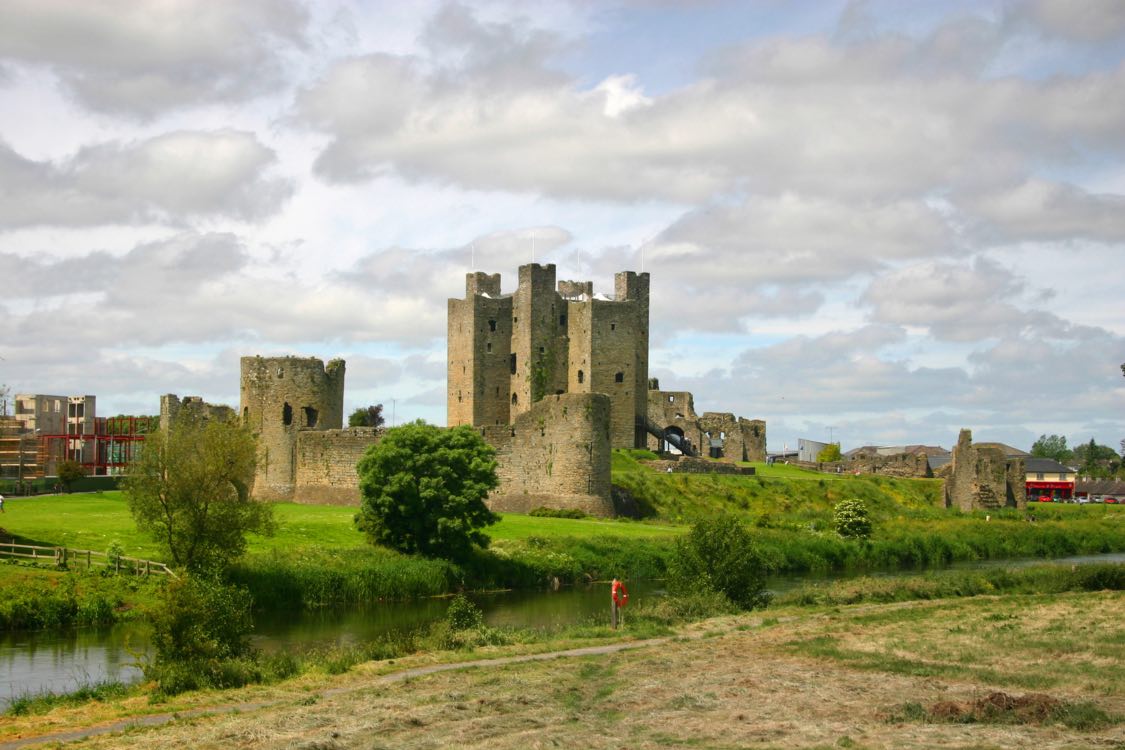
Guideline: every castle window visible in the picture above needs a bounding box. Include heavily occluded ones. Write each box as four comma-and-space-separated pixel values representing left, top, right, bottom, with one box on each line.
539, 346, 544, 354
495, 386, 499, 396
611, 323, 616, 331
486, 342, 492, 353
720, 431, 726, 440
458, 391, 462, 403
668, 395, 675, 403
559, 314, 566, 326
488, 319, 496, 332
282, 402, 292, 426
577, 370, 584, 384
510, 353, 517, 374
242, 407, 248, 422
276, 368, 283, 378
304, 406, 319, 428
614, 372, 624, 383
512, 393, 518, 405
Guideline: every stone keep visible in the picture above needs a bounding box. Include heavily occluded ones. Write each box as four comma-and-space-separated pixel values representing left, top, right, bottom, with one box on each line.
448, 263, 649, 450
240, 356, 345, 499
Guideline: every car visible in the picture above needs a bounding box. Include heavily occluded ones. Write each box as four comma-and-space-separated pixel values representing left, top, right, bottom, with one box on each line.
1106, 497, 1119, 504
1037, 495, 1052, 502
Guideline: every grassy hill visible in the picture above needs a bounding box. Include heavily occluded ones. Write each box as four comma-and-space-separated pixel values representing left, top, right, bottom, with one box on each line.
612, 449, 943, 524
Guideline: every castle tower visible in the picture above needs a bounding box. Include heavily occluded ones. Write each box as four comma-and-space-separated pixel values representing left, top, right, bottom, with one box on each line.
240, 355, 345, 499
511, 264, 568, 417
448, 272, 514, 427
567, 271, 650, 448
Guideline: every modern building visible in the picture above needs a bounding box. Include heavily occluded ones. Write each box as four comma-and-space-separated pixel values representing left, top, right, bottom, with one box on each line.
1024, 457, 1075, 501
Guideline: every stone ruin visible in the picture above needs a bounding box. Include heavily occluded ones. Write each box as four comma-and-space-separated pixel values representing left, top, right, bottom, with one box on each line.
645, 383, 766, 462
943, 429, 1026, 511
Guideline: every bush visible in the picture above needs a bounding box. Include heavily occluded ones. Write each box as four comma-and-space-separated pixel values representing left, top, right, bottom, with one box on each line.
834, 499, 872, 539
446, 594, 483, 630
529, 507, 589, 519
144, 572, 256, 694
666, 515, 772, 610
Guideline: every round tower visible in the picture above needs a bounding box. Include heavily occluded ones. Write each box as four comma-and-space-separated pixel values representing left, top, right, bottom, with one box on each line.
240, 355, 345, 499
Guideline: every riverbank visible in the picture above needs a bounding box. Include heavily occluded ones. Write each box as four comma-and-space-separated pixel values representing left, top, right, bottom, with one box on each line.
2, 483, 1123, 625
2, 568, 1121, 748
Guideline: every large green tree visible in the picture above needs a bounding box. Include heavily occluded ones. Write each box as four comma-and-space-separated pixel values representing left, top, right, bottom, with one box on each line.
1030, 434, 1072, 462
356, 421, 499, 560
123, 415, 273, 571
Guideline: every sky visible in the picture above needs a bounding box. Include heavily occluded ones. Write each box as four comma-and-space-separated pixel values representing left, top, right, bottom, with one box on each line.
0, 0, 1123, 454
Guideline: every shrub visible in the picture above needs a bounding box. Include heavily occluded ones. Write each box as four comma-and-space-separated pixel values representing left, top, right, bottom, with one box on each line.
834, 499, 873, 539
446, 594, 484, 630
529, 507, 589, 519
666, 515, 772, 610
144, 572, 256, 694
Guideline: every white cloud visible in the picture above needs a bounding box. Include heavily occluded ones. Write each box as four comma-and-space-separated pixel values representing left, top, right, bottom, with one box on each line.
0, 0, 308, 118
0, 131, 292, 229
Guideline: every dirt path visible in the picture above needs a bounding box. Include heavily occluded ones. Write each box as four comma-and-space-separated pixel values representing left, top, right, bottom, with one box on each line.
0, 638, 670, 750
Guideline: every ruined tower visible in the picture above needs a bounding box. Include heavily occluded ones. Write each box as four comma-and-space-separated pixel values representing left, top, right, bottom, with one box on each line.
240, 355, 345, 499
447, 263, 650, 450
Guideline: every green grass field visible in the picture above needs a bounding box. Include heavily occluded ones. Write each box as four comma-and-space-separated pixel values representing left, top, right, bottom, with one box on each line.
0, 491, 683, 564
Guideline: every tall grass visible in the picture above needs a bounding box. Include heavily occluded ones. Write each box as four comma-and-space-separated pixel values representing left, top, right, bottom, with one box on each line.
777, 563, 1125, 607
0, 564, 159, 629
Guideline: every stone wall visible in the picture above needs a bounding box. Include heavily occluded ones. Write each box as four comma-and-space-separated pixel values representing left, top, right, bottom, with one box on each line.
646, 390, 766, 462
848, 451, 933, 478
481, 392, 614, 516
293, 427, 383, 505
944, 428, 1026, 511
159, 394, 235, 431
645, 457, 757, 476
240, 355, 345, 500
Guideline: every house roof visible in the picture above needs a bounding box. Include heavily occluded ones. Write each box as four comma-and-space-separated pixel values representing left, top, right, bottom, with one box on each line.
1024, 457, 1071, 473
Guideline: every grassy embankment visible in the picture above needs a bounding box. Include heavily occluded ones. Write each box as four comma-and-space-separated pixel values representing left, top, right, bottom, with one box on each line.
3, 571, 1121, 746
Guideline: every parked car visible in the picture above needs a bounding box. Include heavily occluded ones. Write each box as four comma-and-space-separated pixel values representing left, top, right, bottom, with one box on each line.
1106, 497, 1119, 504
1037, 495, 1053, 502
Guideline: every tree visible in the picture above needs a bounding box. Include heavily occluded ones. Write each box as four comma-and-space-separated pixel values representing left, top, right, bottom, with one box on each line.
1072, 439, 1121, 479
348, 404, 385, 428
123, 415, 273, 571
667, 515, 772, 611
817, 443, 842, 462
56, 459, 86, 491
833, 499, 872, 539
1030, 434, 1072, 462
356, 421, 499, 560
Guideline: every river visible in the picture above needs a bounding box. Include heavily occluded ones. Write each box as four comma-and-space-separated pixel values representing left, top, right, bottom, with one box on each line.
2, 552, 1121, 709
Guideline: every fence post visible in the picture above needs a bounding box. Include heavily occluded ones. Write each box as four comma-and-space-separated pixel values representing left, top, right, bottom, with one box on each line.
87, 550, 92, 569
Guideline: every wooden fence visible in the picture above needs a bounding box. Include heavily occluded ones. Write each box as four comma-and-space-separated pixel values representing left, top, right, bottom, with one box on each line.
0, 542, 178, 578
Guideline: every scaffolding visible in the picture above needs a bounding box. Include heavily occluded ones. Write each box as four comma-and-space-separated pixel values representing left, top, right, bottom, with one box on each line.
37, 416, 149, 477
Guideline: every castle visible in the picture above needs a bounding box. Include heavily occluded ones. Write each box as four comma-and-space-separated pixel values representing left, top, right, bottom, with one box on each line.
180, 263, 768, 515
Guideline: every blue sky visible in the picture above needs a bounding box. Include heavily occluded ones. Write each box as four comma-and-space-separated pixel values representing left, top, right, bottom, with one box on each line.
0, 0, 1122, 454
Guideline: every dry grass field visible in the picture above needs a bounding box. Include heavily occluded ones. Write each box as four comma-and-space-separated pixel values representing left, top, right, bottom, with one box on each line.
5, 589, 1121, 750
